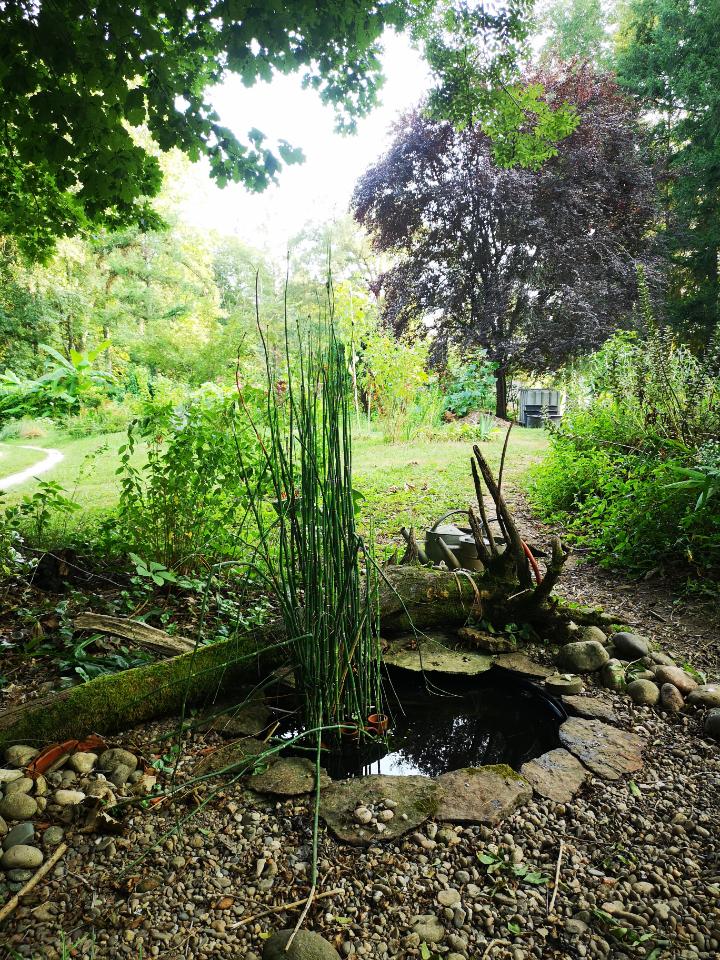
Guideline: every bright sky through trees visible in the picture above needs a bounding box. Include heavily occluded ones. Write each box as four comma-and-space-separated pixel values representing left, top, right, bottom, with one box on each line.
178, 31, 430, 253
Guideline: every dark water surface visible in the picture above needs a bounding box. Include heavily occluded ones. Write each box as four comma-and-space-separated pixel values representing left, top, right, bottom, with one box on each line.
303, 673, 565, 780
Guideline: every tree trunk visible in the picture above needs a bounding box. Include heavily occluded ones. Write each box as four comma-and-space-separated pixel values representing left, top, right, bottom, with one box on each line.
495, 367, 508, 419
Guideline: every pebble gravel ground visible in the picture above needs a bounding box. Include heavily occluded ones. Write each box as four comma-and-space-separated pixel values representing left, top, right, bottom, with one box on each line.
1, 689, 718, 960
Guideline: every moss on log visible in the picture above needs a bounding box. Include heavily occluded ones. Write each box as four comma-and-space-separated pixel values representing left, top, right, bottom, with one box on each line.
377, 565, 500, 632
0, 627, 285, 750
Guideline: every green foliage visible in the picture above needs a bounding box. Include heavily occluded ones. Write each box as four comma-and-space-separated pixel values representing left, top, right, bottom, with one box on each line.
240, 315, 382, 737
112, 385, 267, 571
617, 0, 720, 347
416, 1, 579, 168
443, 351, 497, 416
477, 849, 550, 887
536, 0, 615, 66
530, 326, 720, 575
5, 480, 81, 547
1, 1, 410, 260
2, 1, 581, 262
0, 237, 55, 374
0, 496, 25, 578
0, 480, 83, 577
440, 415, 496, 443
0, 342, 114, 420
361, 332, 440, 442
63, 401, 133, 439
666, 440, 720, 511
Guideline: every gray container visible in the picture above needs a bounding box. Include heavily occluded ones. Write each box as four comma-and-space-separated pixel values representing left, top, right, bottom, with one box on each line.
518, 388, 563, 428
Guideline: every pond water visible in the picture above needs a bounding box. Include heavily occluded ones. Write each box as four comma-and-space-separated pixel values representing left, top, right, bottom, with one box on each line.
282, 671, 565, 780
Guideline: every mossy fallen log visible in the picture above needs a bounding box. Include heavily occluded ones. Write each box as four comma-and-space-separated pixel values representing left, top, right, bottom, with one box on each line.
0, 627, 286, 750
0, 566, 569, 750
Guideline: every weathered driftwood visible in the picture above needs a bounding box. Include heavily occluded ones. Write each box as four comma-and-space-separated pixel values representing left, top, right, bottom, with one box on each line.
73, 613, 195, 656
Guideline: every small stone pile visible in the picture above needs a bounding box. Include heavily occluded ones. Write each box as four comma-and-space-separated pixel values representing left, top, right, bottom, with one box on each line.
0, 743, 152, 897
548, 627, 720, 740
353, 797, 399, 835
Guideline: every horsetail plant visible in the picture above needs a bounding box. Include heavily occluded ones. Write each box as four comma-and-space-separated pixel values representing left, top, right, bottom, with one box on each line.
236, 286, 383, 740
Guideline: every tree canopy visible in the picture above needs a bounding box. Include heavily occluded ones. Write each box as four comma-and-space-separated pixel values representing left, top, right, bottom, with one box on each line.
2, 0, 582, 262
353, 63, 657, 416
536, 0, 615, 66
0, 0, 409, 261
616, 0, 720, 348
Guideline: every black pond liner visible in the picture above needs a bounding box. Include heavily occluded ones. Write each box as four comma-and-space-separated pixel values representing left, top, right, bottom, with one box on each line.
278, 665, 566, 780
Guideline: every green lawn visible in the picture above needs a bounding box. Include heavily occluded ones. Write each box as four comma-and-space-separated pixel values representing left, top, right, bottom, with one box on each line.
0, 443, 47, 476
0, 431, 139, 516
0, 424, 548, 542
354, 425, 548, 543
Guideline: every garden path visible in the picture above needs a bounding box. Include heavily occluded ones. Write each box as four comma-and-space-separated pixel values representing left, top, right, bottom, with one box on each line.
0, 445, 64, 491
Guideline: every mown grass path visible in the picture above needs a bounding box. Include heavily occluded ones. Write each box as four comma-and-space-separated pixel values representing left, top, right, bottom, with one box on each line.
0, 444, 64, 490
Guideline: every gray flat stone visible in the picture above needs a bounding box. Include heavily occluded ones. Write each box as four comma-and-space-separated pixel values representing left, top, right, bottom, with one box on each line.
98, 748, 138, 774
320, 774, 440, 845
562, 695, 618, 724
559, 717, 644, 780
0, 793, 38, 820
248, 757, 330, 796
2, 821, 34, 851
653, 666, 698, 696
4, 745, 39, 768
412, 915, 445, 944
1, 843, 43, 870
557, 640, 610, 673
384, 637, 493, 676
435, 765, 532, 824
687, 683, 720, 708
627, 679, 660, 706
520, 748, 589, 803
493, 653, 553, 679
192, 737, 270, 777
198, 702, 272, 738
704, 708, 720, 740
457, 626, 516, 653
659, 683, 684, 713
610, 632, 650, 659
545, 674, 584, 695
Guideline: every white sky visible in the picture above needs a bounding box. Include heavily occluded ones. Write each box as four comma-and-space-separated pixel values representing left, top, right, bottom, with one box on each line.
178, 31, 430, 255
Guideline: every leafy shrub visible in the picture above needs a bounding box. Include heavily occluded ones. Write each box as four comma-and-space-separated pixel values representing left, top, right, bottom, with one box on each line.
110, 384, 267, 571
0, 342, 114, 421
530, 324, 720, 575
64, 400, 133, 438
443, 350, 497, 416
9, 480, 81, 546
440, 414, 496, 443
361, 333, 438, 442
0, 481, 81, 576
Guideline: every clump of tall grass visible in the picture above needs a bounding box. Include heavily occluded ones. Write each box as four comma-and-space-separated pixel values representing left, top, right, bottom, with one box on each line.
239, 306, 382, 737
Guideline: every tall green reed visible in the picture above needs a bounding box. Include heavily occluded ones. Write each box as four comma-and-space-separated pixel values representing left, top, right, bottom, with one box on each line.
238, 296, 382, 737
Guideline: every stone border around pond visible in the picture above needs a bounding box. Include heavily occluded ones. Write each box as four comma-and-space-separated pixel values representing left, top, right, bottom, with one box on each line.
2, 625, 716, 871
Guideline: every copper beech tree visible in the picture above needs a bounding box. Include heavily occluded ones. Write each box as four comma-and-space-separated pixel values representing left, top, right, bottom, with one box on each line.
353, 64, 658, 418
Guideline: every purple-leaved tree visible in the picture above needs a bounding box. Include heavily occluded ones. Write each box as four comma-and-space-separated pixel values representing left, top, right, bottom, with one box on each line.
352, 63, 658, 418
